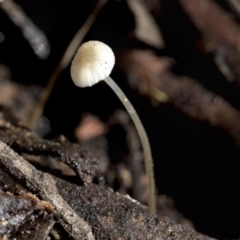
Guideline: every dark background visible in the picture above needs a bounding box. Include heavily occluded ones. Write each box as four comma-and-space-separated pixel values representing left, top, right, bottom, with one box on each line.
1, 0, 240, 239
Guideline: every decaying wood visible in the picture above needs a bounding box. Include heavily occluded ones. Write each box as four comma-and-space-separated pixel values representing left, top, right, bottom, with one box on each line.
17, 214, 56, 240
0, 190, 55, 240
56, 178, 215, 240
0, 119, 98, 183
0, 138, 215, 240
0, 191, 53, 238
0, 140, 95, 240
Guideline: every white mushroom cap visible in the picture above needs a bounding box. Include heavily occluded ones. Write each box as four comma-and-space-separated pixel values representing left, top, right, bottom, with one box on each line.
70, 40, 115, 87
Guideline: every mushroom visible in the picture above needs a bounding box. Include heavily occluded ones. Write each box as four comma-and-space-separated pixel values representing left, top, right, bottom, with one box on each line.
71, 40, 156, 213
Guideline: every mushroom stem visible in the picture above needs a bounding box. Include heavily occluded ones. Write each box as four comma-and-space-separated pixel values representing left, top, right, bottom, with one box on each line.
104, 76, 156, 214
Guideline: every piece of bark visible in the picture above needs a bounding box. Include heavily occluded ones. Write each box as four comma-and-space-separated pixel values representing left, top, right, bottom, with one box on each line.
0, 191, 53, 238
17, 214, 55, 240
179, 0, 240, 84
0, 140, 95, 240
56, 176, 215, 240
121, 49, 240, 146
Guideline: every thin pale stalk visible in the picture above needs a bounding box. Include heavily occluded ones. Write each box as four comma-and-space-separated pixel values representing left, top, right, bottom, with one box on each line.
28, 0, 108, 129
104, 76, 156, 214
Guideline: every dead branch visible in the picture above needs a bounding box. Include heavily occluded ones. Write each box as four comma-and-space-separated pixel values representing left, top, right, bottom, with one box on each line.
0, 120, 98, 183
0, 0, 50, 59
0, 140, 95, 240
121, 50, 240, 146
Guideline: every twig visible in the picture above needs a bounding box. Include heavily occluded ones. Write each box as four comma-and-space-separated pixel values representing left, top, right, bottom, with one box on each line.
0, 140, 95, 240
28, 0, 108, 129
0, 0, 50, 59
